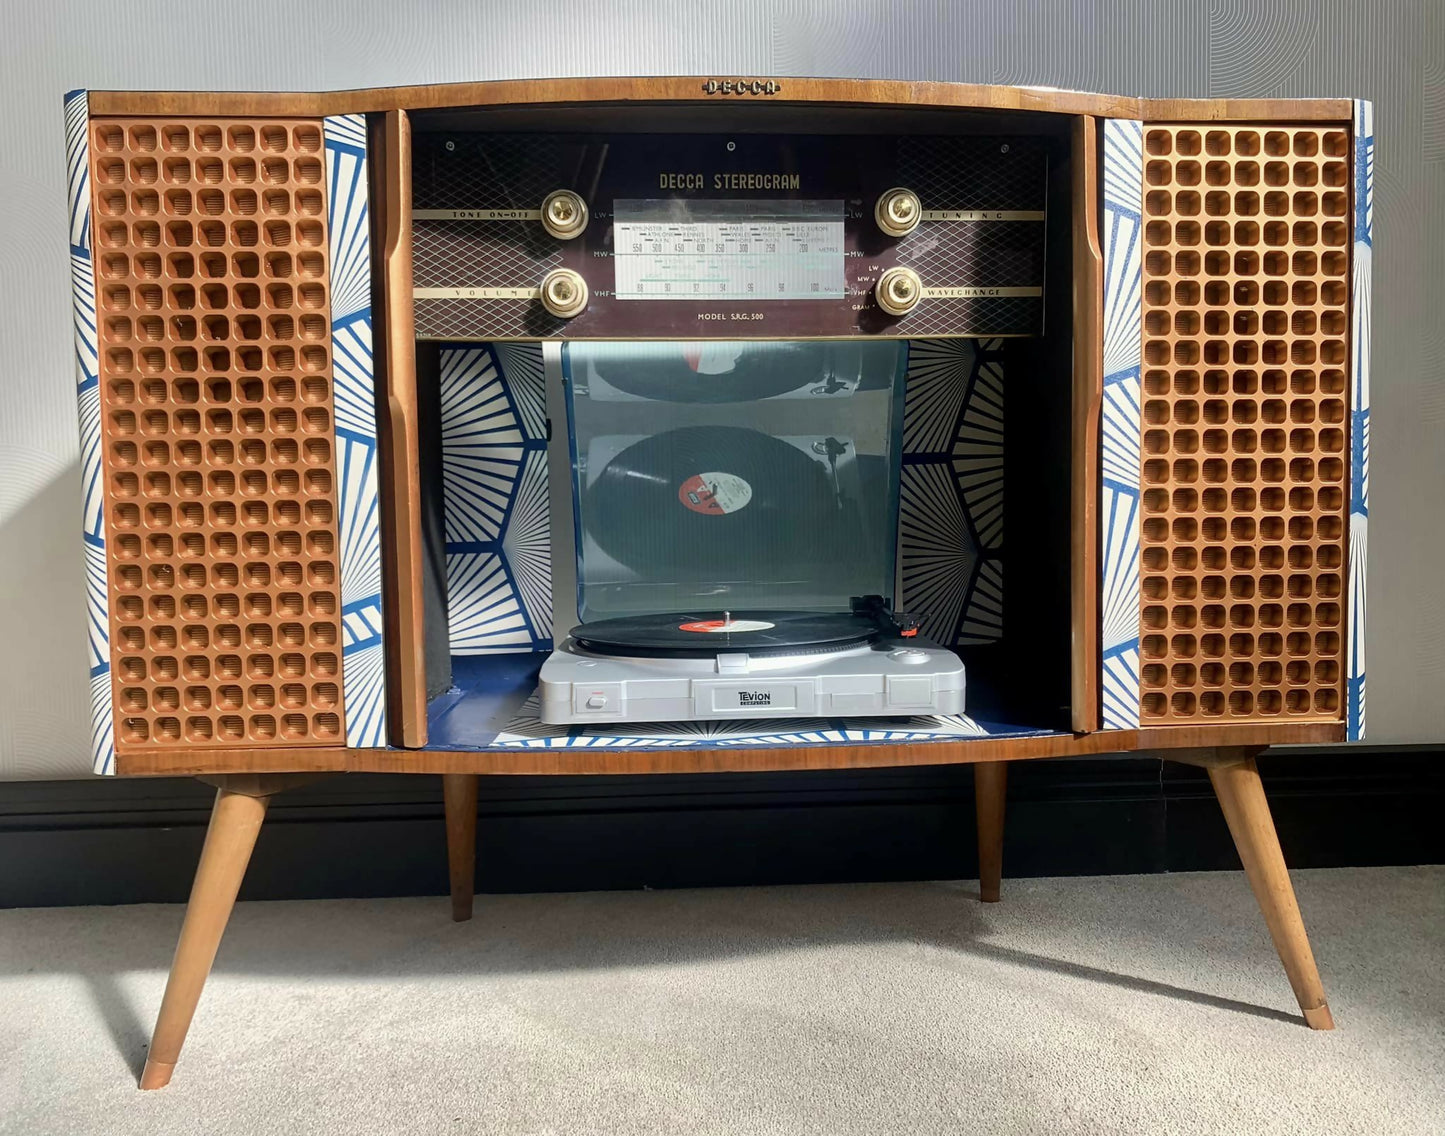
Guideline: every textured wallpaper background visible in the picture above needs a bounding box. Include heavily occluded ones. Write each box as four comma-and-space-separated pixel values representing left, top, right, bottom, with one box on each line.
1, 0, 1440, 776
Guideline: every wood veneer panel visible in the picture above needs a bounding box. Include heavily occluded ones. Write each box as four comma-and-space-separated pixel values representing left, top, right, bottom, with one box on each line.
114, 745, 350, 776
1138, 123, 1351, 726
371, 109, 428, 747
1140, 99, 1352, 124
88, 77, 1144, 120
111, 720, 1343, 776
1071, 116, 1103, 732
86, 81, 1357, 126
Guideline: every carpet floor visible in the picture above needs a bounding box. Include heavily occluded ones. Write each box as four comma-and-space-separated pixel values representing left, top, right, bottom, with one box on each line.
1, 866, 1442, 1135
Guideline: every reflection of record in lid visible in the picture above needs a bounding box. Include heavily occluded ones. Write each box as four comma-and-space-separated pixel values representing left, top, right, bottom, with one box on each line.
594, 343, 831, 403
677, 471, 753, 515
585, 426, 840, 577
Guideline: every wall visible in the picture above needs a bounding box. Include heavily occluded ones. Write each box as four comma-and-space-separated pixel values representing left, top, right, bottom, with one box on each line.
2, 0, 1441, 777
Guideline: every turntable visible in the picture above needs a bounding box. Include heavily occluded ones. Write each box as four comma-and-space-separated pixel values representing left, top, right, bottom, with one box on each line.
538, 341, 966, 724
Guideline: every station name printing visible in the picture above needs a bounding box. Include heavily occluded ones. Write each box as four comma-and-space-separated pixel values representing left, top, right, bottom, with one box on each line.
658, 172, 802, 190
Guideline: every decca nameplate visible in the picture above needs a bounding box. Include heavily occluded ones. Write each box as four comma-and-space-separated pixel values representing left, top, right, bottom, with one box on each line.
411, 133, 1048, 340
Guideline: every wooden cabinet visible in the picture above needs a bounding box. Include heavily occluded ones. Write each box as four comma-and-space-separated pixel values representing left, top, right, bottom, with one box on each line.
63, 79, 1369, 1086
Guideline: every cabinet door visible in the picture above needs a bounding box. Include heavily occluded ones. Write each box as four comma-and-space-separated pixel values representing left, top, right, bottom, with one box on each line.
65, 92, 386, 772
1099, 108, 1370, 739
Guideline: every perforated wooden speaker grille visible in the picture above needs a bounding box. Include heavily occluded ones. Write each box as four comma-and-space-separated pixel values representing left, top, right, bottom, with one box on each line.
1138, 124, 1350, 724
89, 117, 343, 749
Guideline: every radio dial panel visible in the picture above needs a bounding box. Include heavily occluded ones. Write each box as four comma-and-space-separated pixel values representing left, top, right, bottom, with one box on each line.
411, 133, 1048, 340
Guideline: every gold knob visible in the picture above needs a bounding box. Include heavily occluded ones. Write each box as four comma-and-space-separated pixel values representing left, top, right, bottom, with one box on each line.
874, 266, 923, 316
541, 190, 588, 240
875, 187, 922, 237
540, 268, 588, 318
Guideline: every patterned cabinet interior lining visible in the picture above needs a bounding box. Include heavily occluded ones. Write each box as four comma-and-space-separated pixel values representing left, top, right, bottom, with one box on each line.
1099, 120, 1144, 730
440, 343, 553, 653
1138, 123, 1351, 724
1347, 100, 1371, 742
896, 339, 1004, 646
65, 91, 120, 772
323, 114, 387, 749
436, 339, 1007, 655
87, 115, 345, 750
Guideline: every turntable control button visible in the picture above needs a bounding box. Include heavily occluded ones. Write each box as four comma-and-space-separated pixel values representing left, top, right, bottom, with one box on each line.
875, 187, 922, 237
540, 268, 589, 318
874, 266, 923, 316
541, 190, 589, 240
890, 648, 928, 665
575, 682, 622, 713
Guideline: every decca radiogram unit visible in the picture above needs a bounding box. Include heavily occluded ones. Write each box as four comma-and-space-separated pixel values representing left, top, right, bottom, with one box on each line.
61, 77, 1371, 1087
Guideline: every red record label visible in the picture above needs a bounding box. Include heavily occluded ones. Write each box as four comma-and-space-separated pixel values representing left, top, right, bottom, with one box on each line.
679, 618, 776, 633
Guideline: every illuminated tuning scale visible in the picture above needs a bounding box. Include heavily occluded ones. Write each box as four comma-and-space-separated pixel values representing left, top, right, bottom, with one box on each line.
612, 198, 846, 301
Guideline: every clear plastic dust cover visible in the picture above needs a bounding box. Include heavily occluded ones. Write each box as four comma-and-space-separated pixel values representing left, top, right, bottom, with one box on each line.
561, 340, 908, 622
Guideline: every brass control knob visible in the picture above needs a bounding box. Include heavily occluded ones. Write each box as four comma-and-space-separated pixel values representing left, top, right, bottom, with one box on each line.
541, 190, 589, 240
874, 187, 922, 237
874, 266, 923, 316
539, 268, 589, 319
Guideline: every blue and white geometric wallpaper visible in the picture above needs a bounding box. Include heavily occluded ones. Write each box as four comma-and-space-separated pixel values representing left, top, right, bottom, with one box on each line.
1099, 119, 1144, 731
896, 338, 1005, 647
440, 344, 553, 653
64, 89, 116, 776
1348, 100, 1372, 742
325, 114, 387, 748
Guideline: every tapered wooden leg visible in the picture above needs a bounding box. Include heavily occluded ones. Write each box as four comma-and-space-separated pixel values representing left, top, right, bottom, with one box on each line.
1192, 749, 1334, 1029
141, 773, 320, 1090
140, 784, 268, 1089
442, 773, 479, 922
974, 761, 1008, 903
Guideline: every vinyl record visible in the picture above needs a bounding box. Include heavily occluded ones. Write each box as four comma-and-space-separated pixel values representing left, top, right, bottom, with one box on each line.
593, 343, 831, 403
584, 426, 843, 577
572, 609, 880, 658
